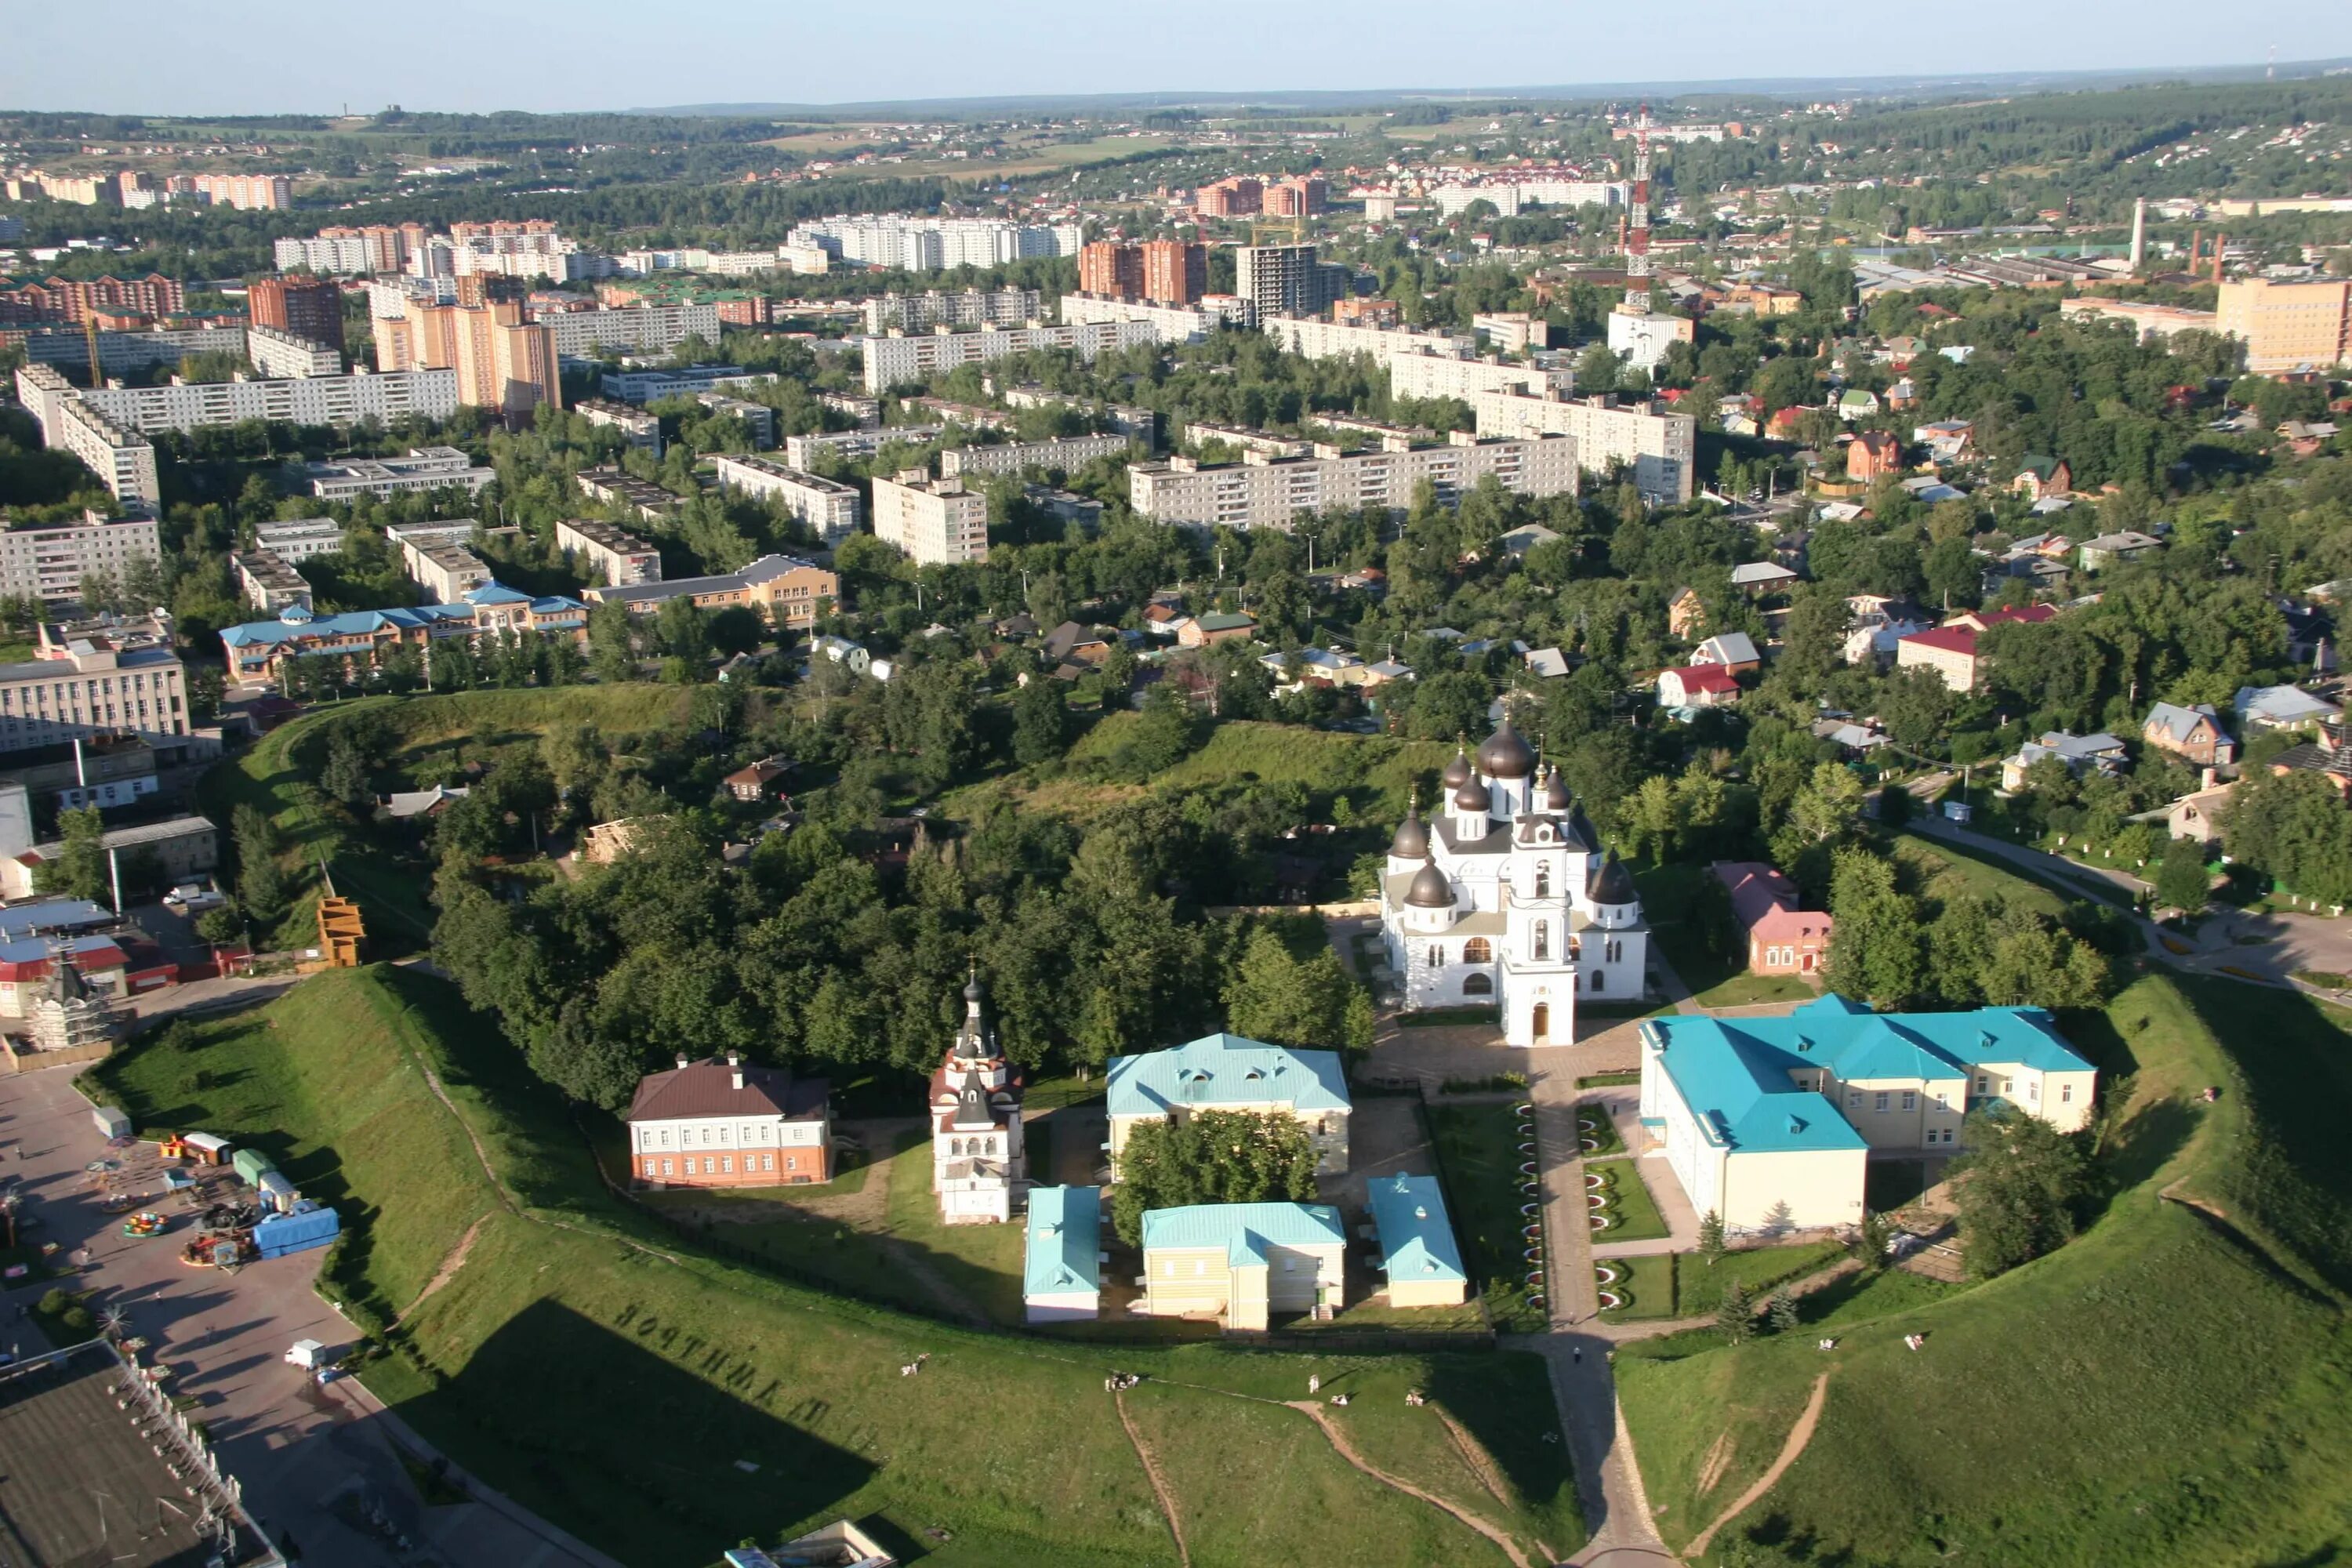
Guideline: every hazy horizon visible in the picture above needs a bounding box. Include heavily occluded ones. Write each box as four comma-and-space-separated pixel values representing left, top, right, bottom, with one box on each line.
6, 2, 2350, 119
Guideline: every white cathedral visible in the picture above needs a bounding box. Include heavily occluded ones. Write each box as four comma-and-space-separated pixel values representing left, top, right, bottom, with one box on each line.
1378, 718, 1649, 1047
930, 969, 1027, 1224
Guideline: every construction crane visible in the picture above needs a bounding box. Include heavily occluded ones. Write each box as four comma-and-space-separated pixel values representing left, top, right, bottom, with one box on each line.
83, 310, 102, 387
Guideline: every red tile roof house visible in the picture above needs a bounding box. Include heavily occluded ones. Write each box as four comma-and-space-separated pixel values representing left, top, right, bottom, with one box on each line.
626, 1052, 833, 1189
1657, 663, 1742, 708
1846, 429, 1904, 482
1895, 604, 2058, 692
1711, 862, 1833, 976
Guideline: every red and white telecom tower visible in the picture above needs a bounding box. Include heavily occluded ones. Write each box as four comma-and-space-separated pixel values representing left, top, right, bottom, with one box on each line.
1623, 103, 1653, 315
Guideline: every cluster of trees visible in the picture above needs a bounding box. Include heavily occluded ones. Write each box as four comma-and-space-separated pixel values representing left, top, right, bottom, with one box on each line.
2219, 767, 2352, 908
1109, 1110, 1319, 1247
1820, 846, 2116, 1012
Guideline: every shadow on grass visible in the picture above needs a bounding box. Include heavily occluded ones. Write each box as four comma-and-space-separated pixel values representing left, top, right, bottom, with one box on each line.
389, 1298, 877, 1568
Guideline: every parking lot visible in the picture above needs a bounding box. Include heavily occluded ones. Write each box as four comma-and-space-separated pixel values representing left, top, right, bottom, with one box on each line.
2, 1058, 619, 1568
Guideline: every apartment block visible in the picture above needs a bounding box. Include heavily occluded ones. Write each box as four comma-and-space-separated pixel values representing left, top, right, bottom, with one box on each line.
190, 173, 292, 210
1236, 245, 1352, 321
1388, 350, 1570, 402
275, 223, 423, 275
711, 456, 862, 545
13, 323, 248, 376
597, 365, 773, 404
252, 518, 343, 562
297, 447, 495, 501
1128, 430, 1579, 530
248, 275, 344, 348
15, 367, 160, 514
697, 394, 775, 449
1263, 176, 1329, 217
872, 471, 989, 564
583, 553, 838, 629
1143, 241, 1208, 305
233, 550, 314, 614
2216, 278, 2352, 374
1333, 297, 1403, 328
0, 273, 185, 325
1080, 243, 1145, 299
74, 367, 459, 434
1262, 314, 1473, 365
245, 325, 343, 379
1472, 312, 1551, 354
0, 619, 191, 757
858, 321, 1156, 393
782, 425, 947, 470
1471, 390, 1698, 505
387, 521, 499, 604
0, 512, 162, 606
1196, 178, 1263, 219
537, 302, 720, 358
860, 288, 1044, 334
788, 216, 1079, 272
555, 518, 662, 588
1058, 291, 1255, 345
377, 298, 559, 423
939, 433, 1133, 478
574, 397, 662, 457
576, 466, 685, 523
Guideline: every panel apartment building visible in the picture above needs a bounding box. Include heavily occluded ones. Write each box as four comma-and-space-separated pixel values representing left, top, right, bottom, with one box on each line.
861, 289, 1041, 334
298, 447, 496, 502
71, 366, 460, 434
248, 274, 344, 349
938, 433, 1134, 478
872, 471, 989, 564
1471, 390, 1698, 505
787, 216, 1081, 272
0, 512, 161, 606
1127, 430, 1580, 530
246, 325, 344, 379
554, 518, 662, 588
1236, 245, 1353, 321
538, 302, 720, 358
859, 320, 1157, 393
711, 455, 864, 546
1058, 291, 1257, 346
14, 366, 158, 513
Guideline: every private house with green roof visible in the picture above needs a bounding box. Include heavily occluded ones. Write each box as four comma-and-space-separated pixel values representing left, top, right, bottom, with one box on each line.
1367, 1172, 1468, 1308
1023, 1185, 1102, 1323
1106, 1033, 1352, 1174
1139, 1202, 1345, 1330
1639, 996, 2096, 1234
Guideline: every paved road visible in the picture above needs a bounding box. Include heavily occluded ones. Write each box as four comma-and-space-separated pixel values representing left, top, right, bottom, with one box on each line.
2, 1055, 620, 1568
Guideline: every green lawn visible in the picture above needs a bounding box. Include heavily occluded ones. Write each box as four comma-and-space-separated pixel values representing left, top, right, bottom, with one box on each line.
91, 965, 1577, 1566
1597, 1254, 1676, 1321
1668, 1241, 1844, 1320
1588, 1158, 1670, 1243
1687, 972, 1817, 1009
1426, 1102, 1548, 1332
1575, 1104, 1624, 1157
1618, 968, 2352, 1566
1632, 861, 1811, 1009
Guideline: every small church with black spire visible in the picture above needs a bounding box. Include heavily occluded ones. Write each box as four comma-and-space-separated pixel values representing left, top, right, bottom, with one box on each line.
929, 967, 1026, 1224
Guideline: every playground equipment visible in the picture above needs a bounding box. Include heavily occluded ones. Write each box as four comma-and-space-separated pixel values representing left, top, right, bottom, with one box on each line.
121, 1211, 166, 1239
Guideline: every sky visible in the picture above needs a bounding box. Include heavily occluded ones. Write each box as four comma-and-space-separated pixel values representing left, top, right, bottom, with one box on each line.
5, 2, 2350, 117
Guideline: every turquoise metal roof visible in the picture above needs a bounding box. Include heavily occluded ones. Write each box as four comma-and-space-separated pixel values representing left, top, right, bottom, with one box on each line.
1367, 1172, 1465, 1286
1024, 1185, 1102, 1298
1646, 996, 2092, 1156
218, 585, 586, 650
1107, 1033, 1352, 1120
1140, 1202, 1343, 1265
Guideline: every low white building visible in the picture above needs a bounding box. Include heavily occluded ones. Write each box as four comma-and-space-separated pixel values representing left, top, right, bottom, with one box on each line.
0, 512, 160, 607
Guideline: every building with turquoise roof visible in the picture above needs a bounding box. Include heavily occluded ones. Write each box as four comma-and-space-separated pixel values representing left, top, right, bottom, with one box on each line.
1023, 1185, 1101, 1323
1106, 1033, 1352, 1174
1638, 995, 2096, 1234
1367, 1172, 1468, 1308
218, 584, 589, 684
1138, 1202, 1345, 1331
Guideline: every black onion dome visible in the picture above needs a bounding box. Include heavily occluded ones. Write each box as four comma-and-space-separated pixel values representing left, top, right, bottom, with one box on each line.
1477, 719, 1537, 780
1453, 775, 1492, 813
1390, 808, 1431, 859
1406, 857, 1454, 908
963, 967, 984, 1004
1590, 850, 1637, 906
1440, 746, 1474, 790
1544, 766, 1572, 812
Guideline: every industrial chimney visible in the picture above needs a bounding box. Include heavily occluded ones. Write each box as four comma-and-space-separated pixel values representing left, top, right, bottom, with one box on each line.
2129, 198, 2147, 274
